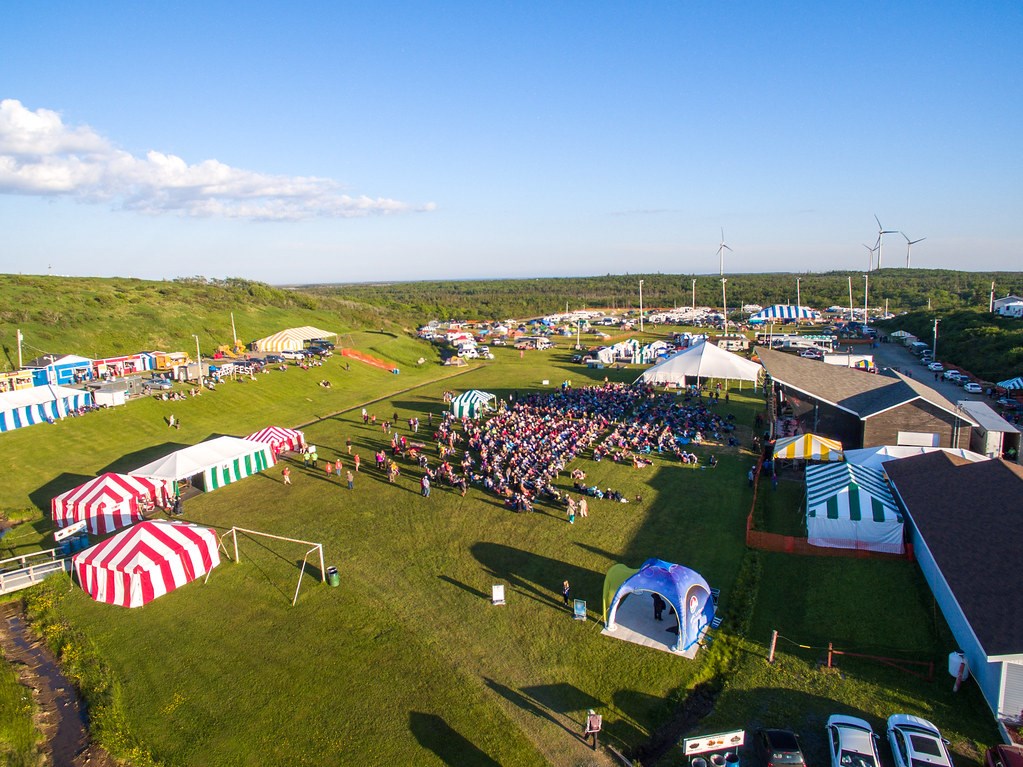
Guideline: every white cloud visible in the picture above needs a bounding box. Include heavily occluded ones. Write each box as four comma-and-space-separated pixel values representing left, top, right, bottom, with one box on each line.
0, 99, 434, 221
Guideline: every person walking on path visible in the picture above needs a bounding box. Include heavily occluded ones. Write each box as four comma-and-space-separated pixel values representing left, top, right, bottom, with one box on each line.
562, 579, 571, 607
421, 474, 431, 498
282, 466, 291, 486
346, 470, 354, 490
747, 466, 755, 488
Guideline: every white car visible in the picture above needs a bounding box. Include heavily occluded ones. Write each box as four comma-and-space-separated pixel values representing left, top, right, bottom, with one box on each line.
928, 362, 944, 372
280, 349, 307, 361
827, 715, 881, 767
963, 382, 983, 394
458, 347, 479, 359
887, 715, 954, 767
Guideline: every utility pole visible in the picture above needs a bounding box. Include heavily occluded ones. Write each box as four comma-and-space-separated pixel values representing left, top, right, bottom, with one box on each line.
639, 280, 644, 333
721, 278, 729, 337
796, 277, 802, 310
864, 274, 869, 326
990, 282, 996, 313
932, 318, 940, 359
691, 279, 696, 311
16, 329, 24, 369
231, 312, 238, 347
192, 334, 202, 383
847, 276, 853, 322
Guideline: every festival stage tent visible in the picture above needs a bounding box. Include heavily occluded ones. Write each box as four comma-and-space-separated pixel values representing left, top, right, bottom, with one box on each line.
73, 520, 220, 608
245, 426, 306, 455
0, 385, 92, 433
131, 436, 275, 492
844, 445, 988, 472
450, 390, 496, 418
635, 341, 763, 388
748, 305, 820, 323
997, 377, 1023, 390
51, 473, 173, 535
805, 463, 904, 554
602, 559, 715, 655
251, 327, 336, 353
773, 434, 844, 462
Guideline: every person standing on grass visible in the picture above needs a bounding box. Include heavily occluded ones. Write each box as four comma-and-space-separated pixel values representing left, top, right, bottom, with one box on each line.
282, 466, 291, 486
562, 579, 571, 606
325, 460, 333, 480
335, 458, 343, 479
354, 453, 361, 472
346, 470, 354, 490
578, 497, 588, 518
567, 497, 576, 525
346, 436, 352, 455
421, 474, 431, 498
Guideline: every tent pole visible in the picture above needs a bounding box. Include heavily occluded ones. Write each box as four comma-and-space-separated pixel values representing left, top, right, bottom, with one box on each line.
233, 528, 239, 563
318, 544, 326, 583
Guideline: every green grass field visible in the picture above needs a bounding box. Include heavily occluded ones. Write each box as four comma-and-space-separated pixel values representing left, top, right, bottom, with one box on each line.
2, 337, 1001, 766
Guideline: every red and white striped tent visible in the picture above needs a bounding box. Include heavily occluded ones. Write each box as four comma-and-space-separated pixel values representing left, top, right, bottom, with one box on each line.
245, 426, 305, 455
73, 520, 220, 608
51, 473, 173, 535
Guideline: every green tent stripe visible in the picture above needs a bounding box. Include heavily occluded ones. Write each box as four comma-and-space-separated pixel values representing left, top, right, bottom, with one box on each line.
244, 454, 253, 476
826, 496, 839, 519
871, 497, 888, 522
847, 483, 861, 521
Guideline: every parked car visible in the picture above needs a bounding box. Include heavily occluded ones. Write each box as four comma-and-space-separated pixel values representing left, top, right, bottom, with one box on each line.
756, 729, 806, 767
264, 354, 283, 363
942, 370, 962, 381
827, 715, 881, 767
928, 362, 945, 372
310, 339, 335, 349
143, 376, 173, 391
799, 348, 824, 359
280, 349, 306, 361
963, 382, 983, 394
887, 714, 954, 767
459, 348, 479, 359
246, 357, 265, 366
985, 744, 1023, 767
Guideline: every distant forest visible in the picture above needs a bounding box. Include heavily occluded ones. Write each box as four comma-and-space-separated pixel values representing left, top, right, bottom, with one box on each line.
302, 269, 1023, 323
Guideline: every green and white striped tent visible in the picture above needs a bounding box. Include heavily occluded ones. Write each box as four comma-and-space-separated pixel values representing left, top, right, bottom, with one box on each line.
805, 462, 904, 554
450, 389, 497, 418
132, 436, 276, 493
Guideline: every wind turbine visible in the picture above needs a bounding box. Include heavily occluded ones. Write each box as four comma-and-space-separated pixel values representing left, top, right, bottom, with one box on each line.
901, 232, 925, 268
874, 215, 897, 270
716, 228, 732, 277
862, 242, 878, 272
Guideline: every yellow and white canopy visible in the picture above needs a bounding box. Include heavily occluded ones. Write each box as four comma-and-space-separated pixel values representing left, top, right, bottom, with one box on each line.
773, 433, 844, 462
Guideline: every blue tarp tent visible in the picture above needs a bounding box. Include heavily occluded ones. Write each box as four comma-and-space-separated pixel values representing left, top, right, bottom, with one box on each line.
603, 558, 714, 653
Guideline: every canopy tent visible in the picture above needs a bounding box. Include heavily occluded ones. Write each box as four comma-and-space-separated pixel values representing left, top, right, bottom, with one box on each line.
635, 341, 763, 389
450, 390, 497, 418
131, 436, 275, 492
602, 558, 715, 655
844, 445, 988, 472
748, 305, 820, 323
0, 385, 92, 433
997, 377, 1023, 390
889, 330, 913, 338
52, 473, 173, 535
805, 463, 904, 554
73, 520, 220, 608
245, 426, 306, 455
251, 326, 336, 353
773, 433, 844, 462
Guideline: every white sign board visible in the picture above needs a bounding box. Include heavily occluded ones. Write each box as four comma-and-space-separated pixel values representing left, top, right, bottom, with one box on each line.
683, 729, 745, 755
54, 520, 88, 542
492, 584, 505, 605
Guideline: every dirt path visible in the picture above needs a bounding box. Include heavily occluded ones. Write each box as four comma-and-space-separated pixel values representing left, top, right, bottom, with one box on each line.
0, 602, 116, 767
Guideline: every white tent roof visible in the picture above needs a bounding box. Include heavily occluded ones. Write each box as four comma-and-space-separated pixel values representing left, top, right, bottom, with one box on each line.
0, 384, 86, 411
131, 437, 272, 482
635, 341, 763, 385
844, 445, 988, 472
998, 376, 1023, 390
251, 326, 336, 352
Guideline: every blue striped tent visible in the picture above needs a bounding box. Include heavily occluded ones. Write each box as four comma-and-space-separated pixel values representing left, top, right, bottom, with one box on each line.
748, 305, 819, 323
805, 463, 904, 554
0, 385, 92, 433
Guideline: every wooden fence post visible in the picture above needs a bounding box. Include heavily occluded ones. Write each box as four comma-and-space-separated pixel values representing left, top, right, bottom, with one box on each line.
768, 630, 778, 664
827, 642, 834, 669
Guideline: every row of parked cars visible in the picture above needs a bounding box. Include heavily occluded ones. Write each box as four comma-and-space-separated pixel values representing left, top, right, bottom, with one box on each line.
758, 714, 1020, 767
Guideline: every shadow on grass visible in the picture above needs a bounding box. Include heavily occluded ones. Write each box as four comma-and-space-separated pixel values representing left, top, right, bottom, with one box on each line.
483, 678, 579, 739
470, 541, 602, 610
28, 471, 107, 512
437, 574, 490, 600
409, 711, 501, 766
97, 441, 193, 476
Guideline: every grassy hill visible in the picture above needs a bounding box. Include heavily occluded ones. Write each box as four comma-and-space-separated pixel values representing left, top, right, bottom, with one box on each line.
0, 275, 397, 369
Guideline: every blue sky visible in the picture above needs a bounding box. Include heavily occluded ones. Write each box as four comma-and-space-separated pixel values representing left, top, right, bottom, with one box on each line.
3, 2, 1021, 284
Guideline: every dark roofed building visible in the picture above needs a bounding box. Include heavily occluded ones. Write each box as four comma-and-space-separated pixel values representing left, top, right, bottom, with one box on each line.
885, 452, 1023, 722
759, 348, 974, 450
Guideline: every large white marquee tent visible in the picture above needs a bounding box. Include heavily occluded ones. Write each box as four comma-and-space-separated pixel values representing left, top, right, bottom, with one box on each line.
251, 327, 336, 353
635, 341, 763, 388
131, 436, 275, 492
